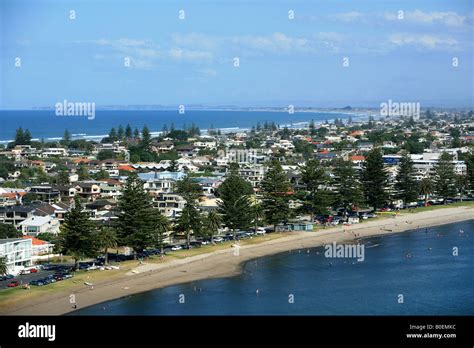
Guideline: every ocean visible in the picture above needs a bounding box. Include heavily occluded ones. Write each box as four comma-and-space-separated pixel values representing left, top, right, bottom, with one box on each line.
0, 110, 356, 144
70, 220, 474, 315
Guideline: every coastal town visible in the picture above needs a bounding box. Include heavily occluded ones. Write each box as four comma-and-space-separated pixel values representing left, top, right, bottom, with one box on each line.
0, 109, 473, 288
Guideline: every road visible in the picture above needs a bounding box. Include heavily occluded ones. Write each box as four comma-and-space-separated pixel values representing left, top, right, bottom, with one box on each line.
0, 270, 55, 289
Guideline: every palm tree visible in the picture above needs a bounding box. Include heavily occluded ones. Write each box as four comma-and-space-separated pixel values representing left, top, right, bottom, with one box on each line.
0, 256, 8, 276
97, 226, 118, 265
152, 214, 169, 254
206, 210, 221, 244
249, 195, 264, 235
419, 177, 433, 206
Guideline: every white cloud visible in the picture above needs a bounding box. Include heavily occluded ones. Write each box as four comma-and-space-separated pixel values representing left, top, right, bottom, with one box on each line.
331, 11, 364, 22
168, 47, 213, 61
385, 10, 468, 27
389, 33, 459, 50
231, 32, 311, 53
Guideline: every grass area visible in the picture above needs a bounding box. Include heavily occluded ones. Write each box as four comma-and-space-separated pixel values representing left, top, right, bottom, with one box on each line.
403, 201, 474, 213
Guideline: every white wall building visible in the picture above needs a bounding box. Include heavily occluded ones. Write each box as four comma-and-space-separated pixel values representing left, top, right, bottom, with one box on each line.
0, 238, 33, 275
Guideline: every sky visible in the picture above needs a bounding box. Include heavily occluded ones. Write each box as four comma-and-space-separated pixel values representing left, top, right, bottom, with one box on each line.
0, 0, 473, 109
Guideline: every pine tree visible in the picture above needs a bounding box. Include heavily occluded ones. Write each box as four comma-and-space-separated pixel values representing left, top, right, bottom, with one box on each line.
217, 169, 253, 238
134, 128, 140, 139
434, 152, 457, 203
23, 129, 32, 145
395, 154, 419, 205
118, 125, 125, 140
116, 173, 156, 254
361, 148, 388, 210
62, 129, 71, 147
109, 127, 117, 141
141, 125, 151, 150
58, 197, 99, 269
300, 159, 331, 219
125, 124, 132, 139
332, 159, 363, 213
15, 127, 24, 145
261, 160, 292, 230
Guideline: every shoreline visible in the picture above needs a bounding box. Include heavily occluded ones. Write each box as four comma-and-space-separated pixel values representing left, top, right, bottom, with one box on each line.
2, 205, 473, 315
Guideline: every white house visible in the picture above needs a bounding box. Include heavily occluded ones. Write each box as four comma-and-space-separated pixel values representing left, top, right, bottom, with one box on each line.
18, 215, 60, 236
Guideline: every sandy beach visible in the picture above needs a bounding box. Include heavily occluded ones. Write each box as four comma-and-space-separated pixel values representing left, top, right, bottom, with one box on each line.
2, 205, 473, 316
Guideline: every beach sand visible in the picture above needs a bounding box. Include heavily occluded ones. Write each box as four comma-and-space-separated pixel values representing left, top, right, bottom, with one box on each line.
2, 205, 473, 315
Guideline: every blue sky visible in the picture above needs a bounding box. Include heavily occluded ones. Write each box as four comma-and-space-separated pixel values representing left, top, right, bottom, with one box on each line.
1, 0, 473, 109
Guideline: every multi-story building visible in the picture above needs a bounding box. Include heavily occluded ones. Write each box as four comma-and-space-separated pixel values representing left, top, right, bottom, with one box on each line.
0, 238, 33, 275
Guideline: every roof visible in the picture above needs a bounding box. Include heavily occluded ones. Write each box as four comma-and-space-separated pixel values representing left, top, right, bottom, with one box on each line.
22, 236, 48, 246
350, 156, 366, 161
118, 165, 136, 171
18, 215, 53, 227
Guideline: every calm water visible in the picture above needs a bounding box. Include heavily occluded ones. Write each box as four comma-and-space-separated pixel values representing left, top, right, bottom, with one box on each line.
71, 220, 474, 315
0, 110, 353, 143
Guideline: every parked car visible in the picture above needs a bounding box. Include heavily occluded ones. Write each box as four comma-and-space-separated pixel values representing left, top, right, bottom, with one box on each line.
171, 245, 183, 251
213, 237, 224, 243
7, 280, 20, 287
256, 228, 266, 235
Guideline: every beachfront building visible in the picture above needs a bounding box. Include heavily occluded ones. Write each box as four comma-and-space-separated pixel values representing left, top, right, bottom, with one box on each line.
0, 238, 33, 275
18, 215, 60, 236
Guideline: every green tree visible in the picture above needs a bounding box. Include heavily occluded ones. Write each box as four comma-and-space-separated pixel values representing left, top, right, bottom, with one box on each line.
361, 148, 388, 210
116, 173, 156, 254
15, 127, 25, 145
141, 125, 151, 150
419, 177, 433, 206
466, 153, 474, 190
125, 124, 133, 139
151, 213, 169, 254
0, 256, 7, 276
332, 159, 363, 213
299, 159, 331, 219
261, 160, 291, 230
0, 223, 22, 238
205, 210, 221, 244
94, 170, 110, 180
24, 129, 32, 145
433, 152, 457, 203
58, 197, 99, 269
109, 128, 117, 141
97, 150, 116, 161
62, 129, 71, 147
175, 204, 201, 249
97, 226, 118, 265
217, 169, 253, 238
77, 164, 90, 180
176, 176, 203, 248
56, 170, 70, 185
395, 154, 419, 205
118, 125, 125, 140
